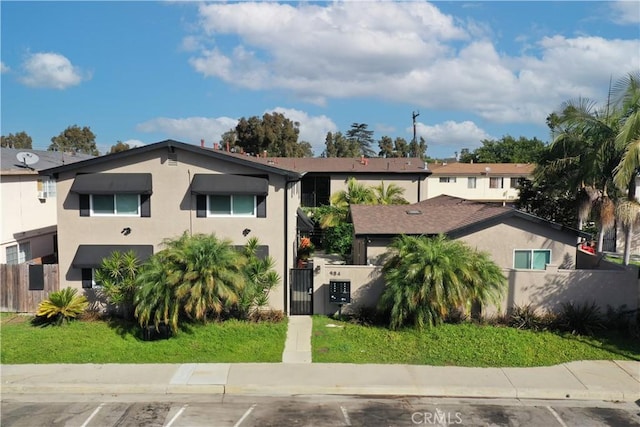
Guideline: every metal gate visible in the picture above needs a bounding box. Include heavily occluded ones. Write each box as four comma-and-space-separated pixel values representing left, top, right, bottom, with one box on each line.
290, 268, 313, 315
603, 226, 617, 252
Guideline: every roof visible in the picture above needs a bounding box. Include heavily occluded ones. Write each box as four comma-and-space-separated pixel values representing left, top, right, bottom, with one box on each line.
1, 148, 94, 174
38, 140, 303, 180
350, 195, 588, 238
216, 152, 431, 175
428, 162, 535, 176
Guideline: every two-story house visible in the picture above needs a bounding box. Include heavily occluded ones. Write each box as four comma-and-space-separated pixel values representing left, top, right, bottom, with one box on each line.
1, 148, 92, 264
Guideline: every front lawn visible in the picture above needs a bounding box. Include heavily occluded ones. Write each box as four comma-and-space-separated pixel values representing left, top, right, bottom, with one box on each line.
312, 316, 640, 367
0, 313, 286, 364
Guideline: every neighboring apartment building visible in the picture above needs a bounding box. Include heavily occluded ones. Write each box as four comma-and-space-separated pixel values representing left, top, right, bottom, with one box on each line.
1, 148, 92, 264
426, 162, 535, 204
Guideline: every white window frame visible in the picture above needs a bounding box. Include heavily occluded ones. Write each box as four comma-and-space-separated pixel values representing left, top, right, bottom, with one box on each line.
467, 177, 477, 189
439, 177, 456, 183
207, 194, 257, 217
5, 242, 31, 264
513, 249, 551, 270
37, 177, 56, 198
489, 177, 504, 189
90, 194, 141, 217
510, 177, 521, 189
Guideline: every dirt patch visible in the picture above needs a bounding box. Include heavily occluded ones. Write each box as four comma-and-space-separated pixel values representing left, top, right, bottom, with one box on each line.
0, 314, 31, 325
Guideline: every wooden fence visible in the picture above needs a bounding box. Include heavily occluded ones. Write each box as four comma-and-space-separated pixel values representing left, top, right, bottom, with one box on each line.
1, 264, 59, 313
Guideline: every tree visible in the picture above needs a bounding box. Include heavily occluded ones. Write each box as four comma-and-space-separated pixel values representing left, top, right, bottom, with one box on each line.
346, 123, 375, 157
234, 112, 311, 157
330, 177, 376, 208
460, 136, 546, 163
237, 237, 280, 319
323, 131, 360, 158
1, 131, 32, 149
373, 181, 409, 205
514, 178, 578, 229
49, 125, 99, 155
378, 136, 394, 157
378, 235, 506, 330
95, 250, 142, 320
612, 72, 640, 265
109, 141, 131, 154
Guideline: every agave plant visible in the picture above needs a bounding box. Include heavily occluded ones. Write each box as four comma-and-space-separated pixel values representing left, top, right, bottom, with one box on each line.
36, 287, 88, 325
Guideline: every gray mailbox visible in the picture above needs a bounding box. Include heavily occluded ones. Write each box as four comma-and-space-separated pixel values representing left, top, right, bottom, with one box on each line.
329, 280, 351, 304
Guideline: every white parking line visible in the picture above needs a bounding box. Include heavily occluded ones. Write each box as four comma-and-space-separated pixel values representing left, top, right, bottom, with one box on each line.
80, 403, 105, 427
233, 404, 257, 427
546, 406, 569, 427
165, 404, 189, 427
340, 406, 352, 426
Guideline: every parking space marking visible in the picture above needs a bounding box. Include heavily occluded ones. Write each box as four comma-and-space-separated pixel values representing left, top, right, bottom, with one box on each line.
546, 406, 569, 427
340, 406, 352, 426
80, 403, 105, 427
233, 404, 257, 427
165, 404, 189, 427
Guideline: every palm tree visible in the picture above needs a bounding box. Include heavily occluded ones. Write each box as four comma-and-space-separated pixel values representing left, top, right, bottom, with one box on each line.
612, 72, 640, 265
373, 181, 409, 205
95, 250, 142, 319
238, 237, 281, 318
378, 235, 506, 330
318, 177, 376, 228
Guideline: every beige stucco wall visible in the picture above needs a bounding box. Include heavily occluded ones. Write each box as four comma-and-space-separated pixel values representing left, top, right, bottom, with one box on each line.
329, 173, 427, 203
426, 175, 521, 202
55, 147, 297, 311
1, 174, 58, 262
310, 261, 638, 317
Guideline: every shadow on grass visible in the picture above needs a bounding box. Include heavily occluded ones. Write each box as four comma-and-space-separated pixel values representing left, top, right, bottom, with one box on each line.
105, 316, 197, 341
562, 330, 640, 361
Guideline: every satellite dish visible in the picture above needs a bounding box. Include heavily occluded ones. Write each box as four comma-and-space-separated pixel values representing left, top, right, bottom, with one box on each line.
16, 151, 40, 167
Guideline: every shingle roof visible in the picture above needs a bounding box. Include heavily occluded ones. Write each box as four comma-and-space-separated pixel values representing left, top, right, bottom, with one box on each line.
216, 152, 430, 174
350, 195, 511, 236
1, 148, 94, 174
428, 162, 535, 176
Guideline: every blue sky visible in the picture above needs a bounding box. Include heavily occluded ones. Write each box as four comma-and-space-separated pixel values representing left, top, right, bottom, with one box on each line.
2, 1, 639, 158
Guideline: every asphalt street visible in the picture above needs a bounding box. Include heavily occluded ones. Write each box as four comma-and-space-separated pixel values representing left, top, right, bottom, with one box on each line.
2, 395, 639, 427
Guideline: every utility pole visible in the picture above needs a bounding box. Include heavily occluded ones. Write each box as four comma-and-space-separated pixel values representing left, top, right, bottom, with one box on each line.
412, 111, 420, 145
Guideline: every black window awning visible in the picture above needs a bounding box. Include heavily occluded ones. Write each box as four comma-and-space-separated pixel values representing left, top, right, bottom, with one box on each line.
297, 208, 315, 232
72, 244, 154, 268
70, 173, 153, 195
191, 174, 268, 196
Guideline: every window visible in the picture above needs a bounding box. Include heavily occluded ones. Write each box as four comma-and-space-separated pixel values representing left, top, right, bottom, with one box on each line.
82, 269, 100, 289
208, 195, 256, 217
91, 194, 140, 216
37, 177, 56, 198
489, 177, 504, 189
5, 242, 31, 264
467, 177, 477, 189
439, 177, 456, 183
510, 177, 521, 189
514, 249, 551, 270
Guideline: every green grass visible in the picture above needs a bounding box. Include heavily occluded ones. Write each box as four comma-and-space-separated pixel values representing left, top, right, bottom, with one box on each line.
312, 316, 640, 367
0, 313, 286, 364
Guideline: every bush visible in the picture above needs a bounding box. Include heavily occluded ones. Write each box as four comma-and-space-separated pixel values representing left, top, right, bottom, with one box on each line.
94, 250, 142, 320
507, 304, 554, 331
604, 305, 634, 332
35, 288, 88, 326
444, 307, 469, 325
346, 305, 388, 326
556, 301, 605, 336
248, 309, 285, 323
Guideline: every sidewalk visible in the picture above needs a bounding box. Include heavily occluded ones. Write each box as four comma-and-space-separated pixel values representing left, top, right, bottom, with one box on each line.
2, 316, 639, 402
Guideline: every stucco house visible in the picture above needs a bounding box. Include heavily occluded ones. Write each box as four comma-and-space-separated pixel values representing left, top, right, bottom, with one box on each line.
1, 148, 93, 264
426, 162, 534, 204
349, 195, 587, 270
39, 139, 313, 312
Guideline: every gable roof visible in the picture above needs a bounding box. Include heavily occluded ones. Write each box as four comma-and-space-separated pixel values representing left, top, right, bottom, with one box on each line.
350, 195, 588, 238
215, 152, 431, 175
428, 162, 535, 176
38, 140, 303, 180
1, 147, 94, 175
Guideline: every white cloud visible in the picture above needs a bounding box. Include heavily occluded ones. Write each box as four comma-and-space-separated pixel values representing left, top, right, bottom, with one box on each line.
417, 120, 493, 156
609, 1, 640, 25
122, 139, 146, 148
184, 2, 639, 126
19, 52, 88, 89
0, 62, 9, 73
136, 116, 239, 145
269, 107, 338, 155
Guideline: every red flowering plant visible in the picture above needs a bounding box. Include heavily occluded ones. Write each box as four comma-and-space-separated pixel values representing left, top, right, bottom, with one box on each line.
297, 236, 315, 261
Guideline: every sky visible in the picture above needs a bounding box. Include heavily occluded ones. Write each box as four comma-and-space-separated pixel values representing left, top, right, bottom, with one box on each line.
1, 1, 639, 158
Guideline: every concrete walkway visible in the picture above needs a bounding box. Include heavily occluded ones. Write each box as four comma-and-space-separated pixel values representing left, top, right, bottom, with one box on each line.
281, 315, 312, 363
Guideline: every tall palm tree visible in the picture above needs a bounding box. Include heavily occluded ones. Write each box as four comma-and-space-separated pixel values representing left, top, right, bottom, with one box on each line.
330, 177, 376, 207
373, 181, 409, 205
378, 235, 506, 330
612, 72, 640, 265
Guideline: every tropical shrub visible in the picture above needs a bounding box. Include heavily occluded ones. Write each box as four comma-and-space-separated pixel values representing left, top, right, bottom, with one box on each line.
94, 250, 142, 319
134, 233, 246, 334
507, 304, 553, 331
378, 235, 506, 330
236, 237, 281, 319
556, 301, 605, 336
35, 287, 88, 326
